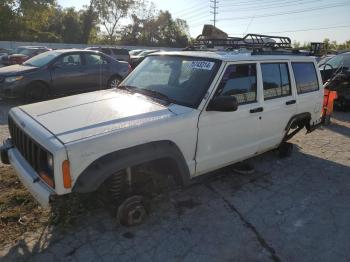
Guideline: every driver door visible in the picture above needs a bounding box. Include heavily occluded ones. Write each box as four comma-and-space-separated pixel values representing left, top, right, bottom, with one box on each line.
51, 53, 86, 95
195, 63, 262, 175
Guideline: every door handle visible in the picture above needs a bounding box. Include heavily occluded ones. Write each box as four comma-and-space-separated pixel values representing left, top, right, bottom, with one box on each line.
250, 107, 264, 113
286, 100, 296, 105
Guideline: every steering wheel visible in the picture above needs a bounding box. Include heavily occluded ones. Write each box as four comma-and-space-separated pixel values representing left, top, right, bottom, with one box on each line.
319, 63, 334, 72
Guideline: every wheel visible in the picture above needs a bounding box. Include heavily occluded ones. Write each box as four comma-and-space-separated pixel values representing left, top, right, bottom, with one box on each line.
117, 196, 148, 227
25, 82, 48, 102
108, 76, 122, 89
278, 142, 293, 158
323, 115, 331, 126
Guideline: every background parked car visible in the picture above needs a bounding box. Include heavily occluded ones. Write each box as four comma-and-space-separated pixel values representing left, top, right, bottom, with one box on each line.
129, 49, 144, 56
319, 52, 350, 110
1, 46, 51, 66
130, 49, 160, 68
85, 47, 130, 62
0, 49, 131, 101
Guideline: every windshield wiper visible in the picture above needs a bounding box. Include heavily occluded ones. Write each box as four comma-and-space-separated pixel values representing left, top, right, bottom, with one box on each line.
133, 88, 175, 104
118, 85, 174, 104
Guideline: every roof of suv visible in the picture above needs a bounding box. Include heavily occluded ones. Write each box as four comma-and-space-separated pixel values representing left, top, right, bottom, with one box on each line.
151, 51, 317, 62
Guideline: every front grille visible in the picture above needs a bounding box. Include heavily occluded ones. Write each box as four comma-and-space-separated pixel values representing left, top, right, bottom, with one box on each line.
8, 115, 54, 187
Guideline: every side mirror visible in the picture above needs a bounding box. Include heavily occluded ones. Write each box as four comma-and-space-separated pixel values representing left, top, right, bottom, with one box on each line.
207, 96, 238, 112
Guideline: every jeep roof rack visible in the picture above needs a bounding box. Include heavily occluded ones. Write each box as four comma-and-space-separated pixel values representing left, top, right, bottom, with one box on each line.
184, 25, 313, 56
191, 33, 292, 50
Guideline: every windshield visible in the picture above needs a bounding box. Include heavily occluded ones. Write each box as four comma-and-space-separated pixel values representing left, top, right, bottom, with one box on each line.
138, 50, 157, 57
122, 55, 220, 108
23, 51, 60, 67
327, 54, 350, 69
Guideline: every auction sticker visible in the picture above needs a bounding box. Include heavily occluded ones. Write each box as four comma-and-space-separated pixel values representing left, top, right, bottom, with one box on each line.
190, 61, 215, 70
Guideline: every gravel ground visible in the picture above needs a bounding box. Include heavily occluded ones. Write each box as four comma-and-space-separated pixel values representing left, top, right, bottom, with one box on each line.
0, 99, 349, 262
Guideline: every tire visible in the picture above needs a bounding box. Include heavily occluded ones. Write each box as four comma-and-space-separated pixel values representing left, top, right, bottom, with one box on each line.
108, 76, 122, 89
25, 82, 48, 102
278, 142, 293, 158
323, 115, 331, 126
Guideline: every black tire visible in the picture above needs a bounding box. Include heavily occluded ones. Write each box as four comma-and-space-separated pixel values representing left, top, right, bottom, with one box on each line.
108, 76, 122, 89
278, 142, 293, 158
25, 82, 48, 102
323, 115, 331, 126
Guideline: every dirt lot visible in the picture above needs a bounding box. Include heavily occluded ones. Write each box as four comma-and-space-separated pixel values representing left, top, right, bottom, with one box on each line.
0, 99, 349, 262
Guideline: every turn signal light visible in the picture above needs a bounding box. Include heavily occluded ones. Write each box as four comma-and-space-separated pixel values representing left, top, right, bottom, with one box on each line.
62, 160, 72, 189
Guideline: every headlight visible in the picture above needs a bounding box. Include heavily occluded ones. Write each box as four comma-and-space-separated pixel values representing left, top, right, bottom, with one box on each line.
5, 76, 24, 83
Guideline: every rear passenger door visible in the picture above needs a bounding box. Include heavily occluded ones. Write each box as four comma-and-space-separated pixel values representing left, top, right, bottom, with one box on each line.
257, 62, 297, 152
196, 63, 262, 175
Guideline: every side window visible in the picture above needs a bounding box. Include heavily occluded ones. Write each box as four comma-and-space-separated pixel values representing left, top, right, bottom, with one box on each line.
85, 54, 107, 65
101, 48, 112, 55
261, 63, 291, 100
58, 54, 82, 67
216, 64, 257, 104
292, 62, 319, 94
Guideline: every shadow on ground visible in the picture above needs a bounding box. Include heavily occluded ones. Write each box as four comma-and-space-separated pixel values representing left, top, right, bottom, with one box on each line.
1, 143, 350, 262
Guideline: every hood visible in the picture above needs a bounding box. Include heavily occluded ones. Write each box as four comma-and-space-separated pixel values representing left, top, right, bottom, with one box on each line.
0, 64, 39, 76
19, 90, 176, 144
9, 54, 28, 58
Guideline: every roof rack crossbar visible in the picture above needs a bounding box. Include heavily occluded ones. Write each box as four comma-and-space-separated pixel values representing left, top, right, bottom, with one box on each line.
190, 33, 292, 50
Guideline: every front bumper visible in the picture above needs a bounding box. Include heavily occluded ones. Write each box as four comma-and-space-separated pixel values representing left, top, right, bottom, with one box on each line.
0, 80, 25, 99
1, 139, 54, 207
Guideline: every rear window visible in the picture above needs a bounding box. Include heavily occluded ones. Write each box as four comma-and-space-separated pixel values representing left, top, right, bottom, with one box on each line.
113, 49, 129, 55
292, 62, 319, 94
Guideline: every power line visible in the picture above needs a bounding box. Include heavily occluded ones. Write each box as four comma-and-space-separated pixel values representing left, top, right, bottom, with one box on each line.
210, 0, 219, 27
243, 24, 350, 35
220, 2, 350, 21
219, 0, 324, 13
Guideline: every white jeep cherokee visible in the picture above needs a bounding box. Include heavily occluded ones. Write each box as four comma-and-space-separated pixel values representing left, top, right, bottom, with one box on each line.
1, 50, 323, 225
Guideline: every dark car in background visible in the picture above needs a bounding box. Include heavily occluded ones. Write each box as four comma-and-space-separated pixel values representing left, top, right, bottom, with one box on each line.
0, 49, 131, 101
130, 49, 161, 68
320, 52, 350, 110
1, 46, 51, 66
85, 47, 130, 62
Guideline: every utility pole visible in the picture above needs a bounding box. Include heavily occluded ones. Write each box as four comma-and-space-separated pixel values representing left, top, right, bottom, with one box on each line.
210, 0, 219, 28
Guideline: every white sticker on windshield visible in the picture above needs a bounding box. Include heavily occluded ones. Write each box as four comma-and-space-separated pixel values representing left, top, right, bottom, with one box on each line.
190, 61, 215, 70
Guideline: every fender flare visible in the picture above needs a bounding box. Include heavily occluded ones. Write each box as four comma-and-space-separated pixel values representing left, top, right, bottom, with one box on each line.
72, 140, 191, 193
282, 112, 311, 142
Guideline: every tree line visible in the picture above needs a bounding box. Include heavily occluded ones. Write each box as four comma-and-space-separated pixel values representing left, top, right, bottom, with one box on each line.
0, 0, 191, 47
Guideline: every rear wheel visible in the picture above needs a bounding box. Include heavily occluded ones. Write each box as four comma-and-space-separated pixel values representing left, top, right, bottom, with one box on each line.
25, 82, 48, 102
278, 142, 293, 158
108, 76, 122, 89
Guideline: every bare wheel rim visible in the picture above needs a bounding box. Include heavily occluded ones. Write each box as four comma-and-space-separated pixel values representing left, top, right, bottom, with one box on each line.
110, 78, 121, 88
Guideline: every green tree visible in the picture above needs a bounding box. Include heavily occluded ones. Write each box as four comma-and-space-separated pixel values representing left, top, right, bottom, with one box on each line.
94, 0, 136, 44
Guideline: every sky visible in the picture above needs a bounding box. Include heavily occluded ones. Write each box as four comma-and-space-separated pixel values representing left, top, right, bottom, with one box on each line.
58, 0, 350, 43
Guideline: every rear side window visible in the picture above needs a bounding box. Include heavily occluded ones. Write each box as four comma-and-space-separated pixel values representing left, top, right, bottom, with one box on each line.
261, 63, 291, 100
217, 64, 257, 104
101, 48, 112, 55
113, 49, 129, 55
292, 62, 319, 94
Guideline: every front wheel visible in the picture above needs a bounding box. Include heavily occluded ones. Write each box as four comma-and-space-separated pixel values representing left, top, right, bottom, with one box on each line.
25, 82, 48, 102
108, 76, 122, 89
278, 142, 293, 158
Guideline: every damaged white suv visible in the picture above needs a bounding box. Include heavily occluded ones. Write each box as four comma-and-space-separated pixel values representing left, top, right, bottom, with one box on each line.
1, 45, 324, 225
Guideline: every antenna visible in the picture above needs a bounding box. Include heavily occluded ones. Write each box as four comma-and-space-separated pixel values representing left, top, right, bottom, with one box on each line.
210, 0, 219, 28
